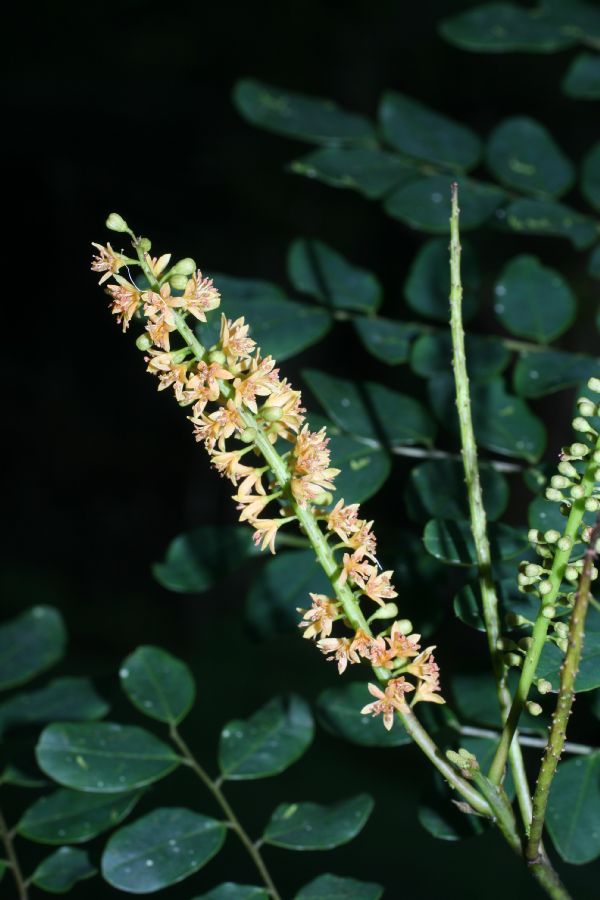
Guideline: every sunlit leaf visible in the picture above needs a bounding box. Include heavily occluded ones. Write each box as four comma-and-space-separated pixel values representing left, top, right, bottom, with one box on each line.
233, 79, 375, 145
31, 847, 95, 894
119, 646, 195, 726
423, 519, 527, 567
152, 526, 259, 594
289, 147, 417, 199
102, 808, 226, 893
18, 788, 141, 845
288, 240, 382, 313
486, 117, 573, 197
494, 255, 575, 342
317, 682, 411, 748
404, 238, 480, 322
405, 459, 509, 523
0, 606, 66, 692
385, 176, 505, 233
0, 677, 108, 737
379, 91, 481, 171
219, 695, 314, 780
547, 753, 600, 863
263, 795, 373, 850
353, 317, 423, 365
36, 723, 180, 792
295, 873, 383, 899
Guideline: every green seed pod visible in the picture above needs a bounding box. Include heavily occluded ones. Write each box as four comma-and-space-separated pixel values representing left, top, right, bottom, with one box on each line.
587, 377, 600, 393
526, 701, 543, 717
169, 274, 189, 290
135, 333, 153, 351
537, 679, 552, 695
106, 212, 130, 233
171, 257, 197, 276
542, 605, 556, 619
239, 427, 257, 444
261, 406, 283, 423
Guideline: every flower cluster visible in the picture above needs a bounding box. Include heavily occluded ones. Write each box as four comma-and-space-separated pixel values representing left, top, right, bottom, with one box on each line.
93, 218, 444, 729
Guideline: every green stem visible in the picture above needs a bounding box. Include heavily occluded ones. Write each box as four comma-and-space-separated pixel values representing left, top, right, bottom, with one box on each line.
526, 520, 600, 864
448, 184, 532, 824
169, 726, 281, 900
456, 724, 596, 757
0, 808, 28, 900
489, 435, 600, 784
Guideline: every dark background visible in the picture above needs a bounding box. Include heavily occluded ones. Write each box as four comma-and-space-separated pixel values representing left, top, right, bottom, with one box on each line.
3, 0, 600, 896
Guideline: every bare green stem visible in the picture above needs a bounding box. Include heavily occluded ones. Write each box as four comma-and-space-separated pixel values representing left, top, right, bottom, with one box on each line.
0, 808, 28, 900
448, 184, 532, 826
169, 726, 281, 900
526, 520, 600, 864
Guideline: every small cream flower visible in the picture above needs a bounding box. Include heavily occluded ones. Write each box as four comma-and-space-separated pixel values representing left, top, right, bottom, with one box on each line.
317, 637, 360, 674
298, 594, 339, 640
361, 678, 414, 730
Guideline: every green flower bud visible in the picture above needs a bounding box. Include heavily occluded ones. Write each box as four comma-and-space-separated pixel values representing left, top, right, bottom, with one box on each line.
135, 333, 153, 351
239, 427, 257, 444
542, 605, 556, 619
368, 603, 399, 623
558, 461, 578, 478
554, 622, 569, 638
138, 237, 152, 252
518, 637, 534, 651
518, 573, 533, 586
577, 399, 597, 417
106, 212, 130, 233
261, 406, 283, 423
504, 652, 523, 668
573, 416, 594, 434
587, 377, 600, 393
171, 348, 190, 364
312, 491, 333, 506
505, 612, 527, 627
545, 488, 563, 503
557, 536, 573, 552
208, 349, 227, 365
585, 497, 600, 512
497, 637, 517, 652
525, 563, 543, 577
537, 679, 552, 695
169, 274, 189, 291
555, 638, 568, 653
570, 443, 590, 458
551, 475, 571, 490
565, 566, 578, 582
528, 528, 543, 544
570, 484, 585, 500
394, 619, 413, 635
526, 701, 543, 716
171, 258, 197, 276
539, 579, 553, 596
544, 529, 561, 544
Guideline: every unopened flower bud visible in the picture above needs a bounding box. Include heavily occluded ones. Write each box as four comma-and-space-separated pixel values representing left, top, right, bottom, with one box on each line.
565, 566, 578, 582
544, 530, 561, 544
312, 491, 333, 506
171, 257, 197, 276
135, 333, 153, 351
542, 605, 556, 619
558, 461, 578, 478
577, 399, 597, 417
239, 427, 257, 444
208, 349, 227, 365
394, 619, 413, 635
368, 603, 399, 623
551, 476, 571, 490
526, 701, 543, 717
528, 529, 543, 544
545, 488, 563, 503
525, 563, 543, 577
505, 613, 527, 627
570, 484, 585, 500
570, 443, 590, 458
556, 638, 568, 653
537, 679, 552, 695
497, 637, 517, 652
518, 637, 533, 651
106, 212, 130, 233
169, 274, 189, 290
587, 377, 600, 393
518, 573, 533, 586
585, 497, 600, 512
573, 417, 595, 434
138, 237, 152, 252
504, 652, 523, 668
539, 579, 553, 596
557, 536, 573, 552
261, 406, 283, 423
554, 621, 569, 638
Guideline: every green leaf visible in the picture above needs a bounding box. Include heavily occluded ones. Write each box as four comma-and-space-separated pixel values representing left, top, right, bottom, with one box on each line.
325, 423, 392, 503
303, 369, 436, 448
503, 199, 597, 250
494, 255, 576, 342
405, 460, 509, 523
152, 526, 259, 594
18, 788, 141, 845
378, 91, 481, 171
546, 753, 600, 863
0, 765, 46, 788
36, 723, 180, 792
353, 317, 423, 365
193, 886, 268, 900
295, 873, 383, 900
439, 3, 576, 53
513, 350, 600, 398
217, 294, 332, 361
215, 274, 286, 303
0, 606, 66, 691
486, 117, 574, 198
317, 682, 411, 748
582, 141, 600, 213
451, 673, 545, 731
245, 550, 332, 639
102, 808, 227, 893
429, 375, 546, 462
0, 677, 108, 737
219, 695, 314, 781
410, 332, 510, 381
233, 79, 374, 146
537, 632, 600, 691
453, 581, 540, 633
31, 847, 96, 894
263, 795, 373, 850
385, 175, 505, 233
119, 646, 195, 726
423, 519, 527, 567
289, 147, 417, 199
563, 53, 600, 99
589, 245, 600, 280
288, 240, 382, 313
404, 238, 480, 322
419, 775, 486, 841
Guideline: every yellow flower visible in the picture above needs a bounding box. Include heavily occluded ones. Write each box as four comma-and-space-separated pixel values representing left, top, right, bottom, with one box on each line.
361, 678, 415, 730
298, 594, 339, 640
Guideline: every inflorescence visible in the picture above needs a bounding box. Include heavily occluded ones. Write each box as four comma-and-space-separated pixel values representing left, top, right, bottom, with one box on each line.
92, 214, 444, 729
